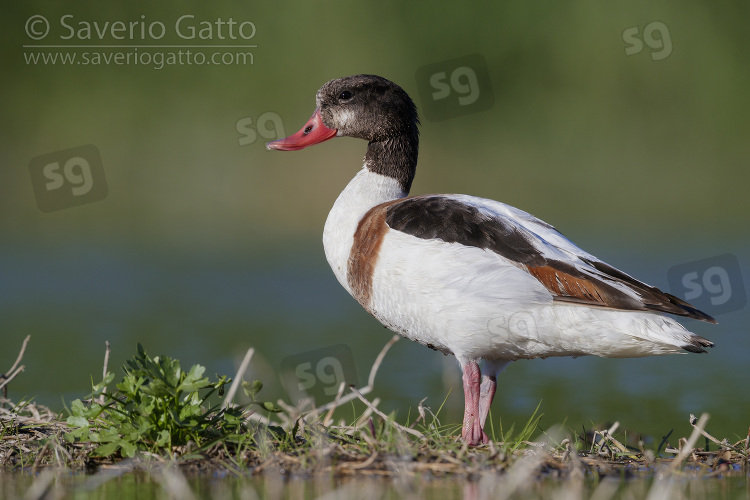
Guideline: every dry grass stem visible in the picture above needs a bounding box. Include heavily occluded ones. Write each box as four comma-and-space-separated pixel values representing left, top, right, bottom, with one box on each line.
349, 386, 424, 439
670, 412, 710, 470
99, 341, 111, 404
1, 335, 31, 397
222, 347, 255, 410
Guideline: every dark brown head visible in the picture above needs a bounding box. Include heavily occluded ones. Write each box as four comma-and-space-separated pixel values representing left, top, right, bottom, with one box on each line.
267, 74, 420, 192
315, 74, 419, 143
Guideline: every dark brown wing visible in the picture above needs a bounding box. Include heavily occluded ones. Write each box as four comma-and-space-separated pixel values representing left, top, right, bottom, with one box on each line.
384, 195, 716, 323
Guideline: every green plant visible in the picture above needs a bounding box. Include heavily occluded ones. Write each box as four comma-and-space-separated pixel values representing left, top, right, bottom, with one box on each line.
65, 344, 278, 458
495, 402, 544, 454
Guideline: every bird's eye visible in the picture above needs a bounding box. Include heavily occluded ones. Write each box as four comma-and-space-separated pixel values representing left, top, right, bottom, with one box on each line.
339, 90, 353, 101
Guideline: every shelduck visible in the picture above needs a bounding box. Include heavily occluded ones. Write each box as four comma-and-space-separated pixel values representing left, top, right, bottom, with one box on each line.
266, 74, 715, 445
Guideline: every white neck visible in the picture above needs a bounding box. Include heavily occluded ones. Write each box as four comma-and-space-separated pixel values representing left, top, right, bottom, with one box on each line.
323, 167, 408, 293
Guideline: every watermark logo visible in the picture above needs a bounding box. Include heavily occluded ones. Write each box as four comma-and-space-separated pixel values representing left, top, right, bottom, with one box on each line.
623, 21, 672, 61
25, 15, 50, 40
488, 312, 539, 342
22, 14, 257, 70
415, 54, 494, 121
28, 144, 108, 212
280, 345, 358, 405
668, 254, 746, 316
236, 112, 285, 146
24, 14, 257, 42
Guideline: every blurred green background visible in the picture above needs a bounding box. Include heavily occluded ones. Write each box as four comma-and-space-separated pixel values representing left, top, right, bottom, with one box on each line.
2, 1, 748, 442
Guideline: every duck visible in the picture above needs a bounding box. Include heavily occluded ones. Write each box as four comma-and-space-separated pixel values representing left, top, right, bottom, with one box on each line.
266, 74, 715, 445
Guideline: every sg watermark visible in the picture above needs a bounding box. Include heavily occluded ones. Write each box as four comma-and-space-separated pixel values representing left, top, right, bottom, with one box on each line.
487, 312, 539, 342
668, 254, 746, 316
236, 112, 285, 146
28, 144, 108, 212
415, 54, 494, 121
281, 345, 358, 406
23, 14, 257, 70
623, 21, 672, 61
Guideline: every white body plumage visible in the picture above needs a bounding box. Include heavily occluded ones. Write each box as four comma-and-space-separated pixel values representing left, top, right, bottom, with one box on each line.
324, 167, 701, 367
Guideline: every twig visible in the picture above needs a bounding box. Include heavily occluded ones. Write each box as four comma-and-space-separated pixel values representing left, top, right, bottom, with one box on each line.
5, 335, 30, 378
247, 336, 399, 431
310, 334, 400, 415
688, 413, 747, 457
349, 386, 424, 439
338, 451, 379, 470
222, 348, 255, 409
367, 334, 400, 388
102, 341, 111, 381
409, 397, 429, 429
600, 423, 630, 454
670, 413, 709, 469
656, 429, 673, 456
0, 366, 25, 393
607, 421, 620, 435
99, 341, 111, 404
353, 398, 380, 429
323, 382, 347, 426
1, 335, 30, 398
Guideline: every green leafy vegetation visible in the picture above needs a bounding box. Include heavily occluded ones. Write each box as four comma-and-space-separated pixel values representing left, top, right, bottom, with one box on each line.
63, 344, 278, 458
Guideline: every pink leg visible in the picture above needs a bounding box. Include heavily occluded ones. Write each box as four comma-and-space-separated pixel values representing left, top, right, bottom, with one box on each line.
478, 373, 497, 429
461, 361, 488, 445
478, 360, 508, 432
